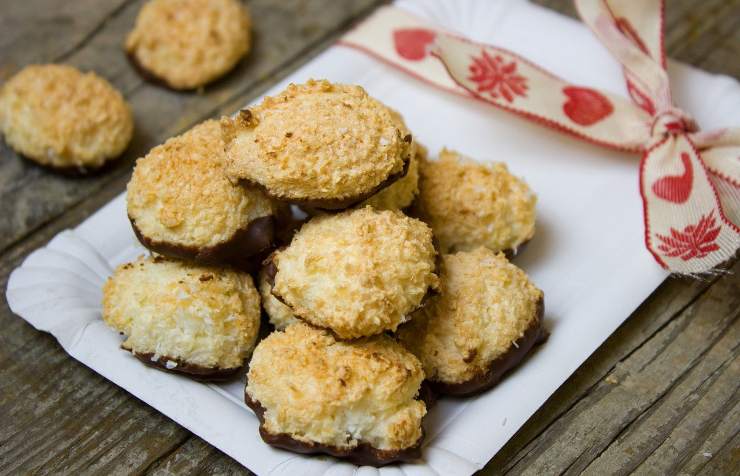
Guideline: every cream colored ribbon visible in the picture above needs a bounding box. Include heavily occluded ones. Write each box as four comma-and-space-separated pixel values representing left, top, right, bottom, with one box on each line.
340, 0, 739, 275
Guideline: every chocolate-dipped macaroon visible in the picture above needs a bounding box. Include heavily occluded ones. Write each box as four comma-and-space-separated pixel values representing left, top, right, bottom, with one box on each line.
414, 148, 537, 255
245, 323, 427, 465
269, 207, 439, 339
127, 120, 275, 266
102, 256, 261, 381
398, 247, 545, 396
222, 80, 414, 211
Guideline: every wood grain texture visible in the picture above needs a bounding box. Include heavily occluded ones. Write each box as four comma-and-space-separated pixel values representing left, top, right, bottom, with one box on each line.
0, 0, 738, 475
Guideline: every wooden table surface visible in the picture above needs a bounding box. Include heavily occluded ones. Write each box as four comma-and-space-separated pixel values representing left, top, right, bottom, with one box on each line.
1, 1, 738, 474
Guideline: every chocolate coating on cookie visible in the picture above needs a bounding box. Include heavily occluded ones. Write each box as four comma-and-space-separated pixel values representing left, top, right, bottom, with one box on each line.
245, 323, 427, 464
222, 80, 412, 209
132, 352, 243, 382
241, 155, 411, 213
413, 148, 536, 254
102, 256, 261, 377
428, 297, 546, 396
125, 0, 251, 90
0, 64, 133, 172
245, 394, 423, 466
270, 207, 439, 339
130, 215, 273, 268
398, 248, 545, 396
127, 120, 275, 264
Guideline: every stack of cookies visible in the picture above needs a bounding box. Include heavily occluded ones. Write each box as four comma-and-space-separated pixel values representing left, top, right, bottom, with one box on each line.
101, 79, 545, 466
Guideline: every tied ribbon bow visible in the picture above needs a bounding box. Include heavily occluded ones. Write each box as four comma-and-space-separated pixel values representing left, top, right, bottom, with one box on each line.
340, 0, 740, 275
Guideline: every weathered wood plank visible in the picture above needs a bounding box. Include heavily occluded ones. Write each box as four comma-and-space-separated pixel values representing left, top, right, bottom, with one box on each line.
586, 347, 738, 474
146, 437, 246, 475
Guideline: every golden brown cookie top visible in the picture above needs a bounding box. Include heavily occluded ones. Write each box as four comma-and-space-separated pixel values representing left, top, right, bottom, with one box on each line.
398, 248, 543, 386
246, 323, 426, 451
102, 256, 261, 370
0, 64, 133, 170
222, 80, 411, 205
125, 0, 251, 90
272, 207, 439, 339
415, 148, 537, 253
127, 119, 274, 250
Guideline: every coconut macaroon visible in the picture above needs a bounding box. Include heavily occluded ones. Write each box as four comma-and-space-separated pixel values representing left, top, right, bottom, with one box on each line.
246, 323, 427, 465
268, 207, 438, 339
414, 148, 537, 255
127, 119, 275, 265
398, 248, 545, 396
125, 0, 251, 90
222, 80, 413, 210
258, 266, 299, 330
102, 256, 261, 380
0, 64, 133, 173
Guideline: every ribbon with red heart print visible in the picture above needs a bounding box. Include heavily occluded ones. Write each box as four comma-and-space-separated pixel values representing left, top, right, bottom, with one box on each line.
339, 0, 740, 275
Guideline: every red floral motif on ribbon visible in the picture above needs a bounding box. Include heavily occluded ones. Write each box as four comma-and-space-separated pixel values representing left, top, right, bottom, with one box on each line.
468, 50, 527, 103
656, 211, 721, 261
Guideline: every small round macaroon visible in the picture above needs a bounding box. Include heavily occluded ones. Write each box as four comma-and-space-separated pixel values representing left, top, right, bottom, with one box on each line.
397, 247, 545, 396
127, 119, 275, 266
258, 265, 298, 330
269, 207, 439, 339
414, 148, 537, 255
222, 80, 413, 211
125, 0, 251, 90
245, 323, 427, 465
0, 64, 133, 173
102, 256, 261, 381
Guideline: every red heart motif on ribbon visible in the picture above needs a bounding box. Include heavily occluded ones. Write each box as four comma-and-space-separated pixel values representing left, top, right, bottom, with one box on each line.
651, 152, 693, 203
393, 28, 436, 61
562, 86, 614, 126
